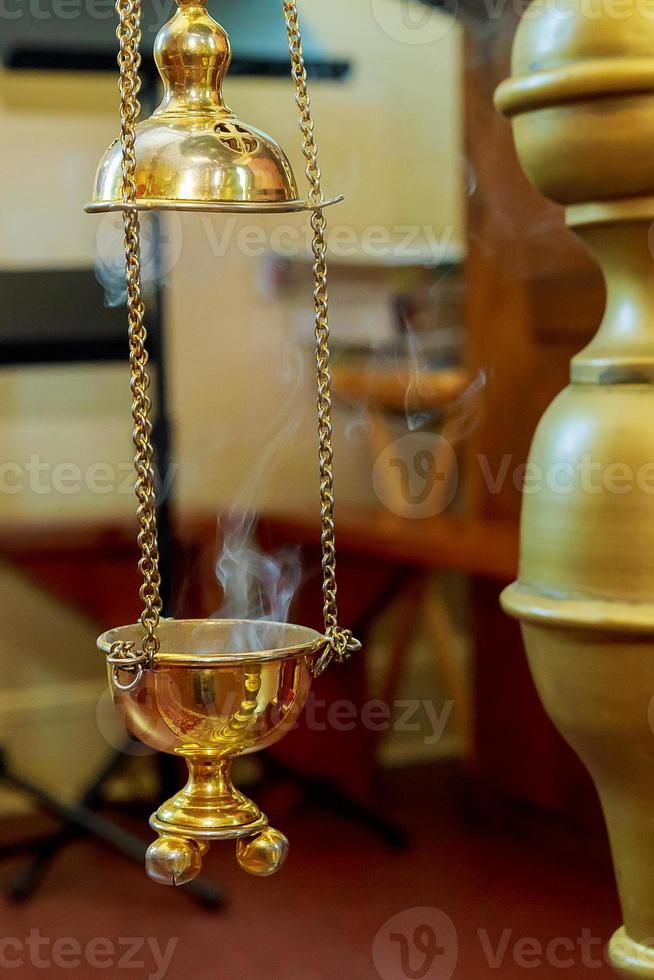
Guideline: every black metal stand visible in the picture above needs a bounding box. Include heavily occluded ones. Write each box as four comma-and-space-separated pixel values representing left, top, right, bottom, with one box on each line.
259, 568, 414, 851
0, 749, 222, 908
261, 755, 408, 850
0, 204, 224, 904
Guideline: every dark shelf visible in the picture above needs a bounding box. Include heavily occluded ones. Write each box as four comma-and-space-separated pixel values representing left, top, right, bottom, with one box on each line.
6, 46, 350, 82
0, 269, 129, 367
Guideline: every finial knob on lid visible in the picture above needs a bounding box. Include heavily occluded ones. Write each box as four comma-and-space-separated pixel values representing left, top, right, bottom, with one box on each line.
86, 0, 339, 213
154, 0, 231, 116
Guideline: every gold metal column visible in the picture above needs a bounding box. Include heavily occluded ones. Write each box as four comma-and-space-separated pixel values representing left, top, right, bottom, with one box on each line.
496, 2, 654, 976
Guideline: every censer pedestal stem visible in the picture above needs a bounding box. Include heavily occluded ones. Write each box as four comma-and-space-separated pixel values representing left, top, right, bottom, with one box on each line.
151, 753, 265, 837
144, 744, 290, 883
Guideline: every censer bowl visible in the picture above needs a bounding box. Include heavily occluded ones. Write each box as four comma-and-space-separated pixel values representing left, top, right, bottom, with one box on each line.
97, 619, 324, 884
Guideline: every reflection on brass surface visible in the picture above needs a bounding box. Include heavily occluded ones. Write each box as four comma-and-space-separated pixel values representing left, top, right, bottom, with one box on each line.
98, 620, 323, 882
87, 0, 321, 213
498, 2, 654, 975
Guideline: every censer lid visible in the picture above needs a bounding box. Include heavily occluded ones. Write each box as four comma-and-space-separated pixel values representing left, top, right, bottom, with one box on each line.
86, 0, 341, 215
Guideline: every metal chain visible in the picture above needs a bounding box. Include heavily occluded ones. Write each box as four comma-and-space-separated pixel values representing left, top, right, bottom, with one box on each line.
113, 0, 162, 689
108, 0, 354, 683
283, 0, 361, 676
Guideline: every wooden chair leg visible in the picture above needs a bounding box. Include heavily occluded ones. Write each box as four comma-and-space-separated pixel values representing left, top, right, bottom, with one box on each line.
377, 575, 428, 748
421, 580, 472, 759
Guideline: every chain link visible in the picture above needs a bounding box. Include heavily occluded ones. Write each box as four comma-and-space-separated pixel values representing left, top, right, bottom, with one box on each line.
283, 0, 361, 675
115, 0, 162, 687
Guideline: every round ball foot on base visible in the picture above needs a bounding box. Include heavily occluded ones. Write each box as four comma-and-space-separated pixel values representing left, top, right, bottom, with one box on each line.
236, 827, 289, 877
610, 928, 654, 978
146, 835, 206, 887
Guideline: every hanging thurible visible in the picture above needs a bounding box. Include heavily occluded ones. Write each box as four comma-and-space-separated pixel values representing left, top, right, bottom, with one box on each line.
89, 0, 359, 886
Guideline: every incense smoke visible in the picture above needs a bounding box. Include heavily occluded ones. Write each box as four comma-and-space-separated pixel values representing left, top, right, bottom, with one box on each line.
211, 340, 306, 652
214, 513, 301, 651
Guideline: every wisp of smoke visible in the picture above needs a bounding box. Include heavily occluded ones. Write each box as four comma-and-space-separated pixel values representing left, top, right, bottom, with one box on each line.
215, 514, 302, 651
210, 340, 307, 652
95, 212, 166, 307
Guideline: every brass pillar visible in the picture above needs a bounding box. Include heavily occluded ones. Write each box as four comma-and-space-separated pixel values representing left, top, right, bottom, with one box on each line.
496, 2, 654, 975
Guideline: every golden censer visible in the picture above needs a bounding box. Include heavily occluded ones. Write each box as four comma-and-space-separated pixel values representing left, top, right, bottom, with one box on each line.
89, 0, 359, 885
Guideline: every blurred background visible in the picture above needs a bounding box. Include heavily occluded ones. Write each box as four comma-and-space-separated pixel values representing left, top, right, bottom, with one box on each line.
0, 0, 619, 977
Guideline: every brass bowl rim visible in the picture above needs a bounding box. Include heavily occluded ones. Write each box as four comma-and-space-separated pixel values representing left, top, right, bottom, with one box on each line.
85, 195, 344, 216
97, 618, 326, 666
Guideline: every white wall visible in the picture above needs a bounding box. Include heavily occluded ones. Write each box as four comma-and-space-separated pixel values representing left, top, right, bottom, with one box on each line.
0, 0, 463, 521
0, 0, 466, 799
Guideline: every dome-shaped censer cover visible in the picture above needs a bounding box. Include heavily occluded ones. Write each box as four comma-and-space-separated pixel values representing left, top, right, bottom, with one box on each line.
87, 0, 341, 213
89, 0, 358, 886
